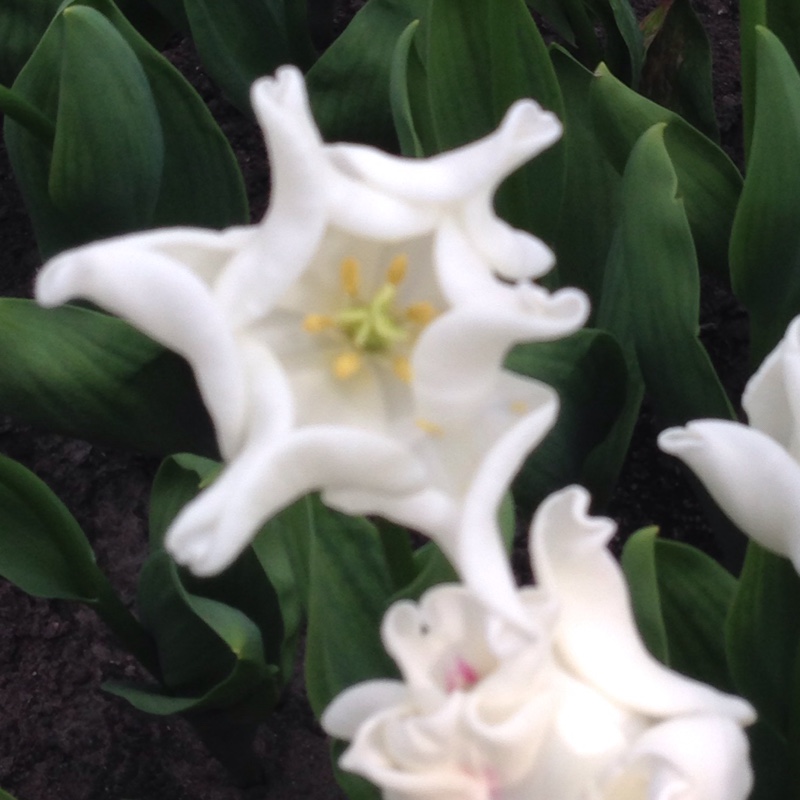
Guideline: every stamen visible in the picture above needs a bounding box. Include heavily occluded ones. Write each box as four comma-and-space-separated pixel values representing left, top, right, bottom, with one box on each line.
333, 351, 361, 380
387, 254, 408, 286
340, 257, 361, 297
303, 313, 333, 333
510, 400, 528, 415
405, 302, 437, 326
415, 418, 443, 436
392, 356, 413, 383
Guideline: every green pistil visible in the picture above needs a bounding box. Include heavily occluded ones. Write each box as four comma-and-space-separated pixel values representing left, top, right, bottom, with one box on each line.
335, 284, 408, 352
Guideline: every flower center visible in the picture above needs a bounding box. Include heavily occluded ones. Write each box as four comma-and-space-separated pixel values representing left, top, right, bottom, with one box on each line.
303, 254, 438, 382
443, 656, 481, 693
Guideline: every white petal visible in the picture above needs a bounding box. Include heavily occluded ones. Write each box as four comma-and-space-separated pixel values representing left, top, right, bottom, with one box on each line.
35, 232, 249, 456
340, 707, 484, 800
532, 486, 755, 722
459, 195, 557, 281
659, 420, 800, 572
326, 99, 562, 205
322, 679, 408, 740
219, 68, 330, 325
608, 715, 753, 800
743, 315, 800, 460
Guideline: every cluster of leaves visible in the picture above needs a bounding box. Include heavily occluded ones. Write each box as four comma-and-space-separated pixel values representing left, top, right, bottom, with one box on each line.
1, 0, 800, 798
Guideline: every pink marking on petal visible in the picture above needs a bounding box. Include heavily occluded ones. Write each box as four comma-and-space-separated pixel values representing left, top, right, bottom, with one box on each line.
444, 656, 481, 693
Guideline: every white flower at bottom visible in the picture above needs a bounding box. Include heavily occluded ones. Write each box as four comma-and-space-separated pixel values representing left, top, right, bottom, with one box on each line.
659, 315, 800, 572
34, 65, 589, 621
322, 487, 755, 800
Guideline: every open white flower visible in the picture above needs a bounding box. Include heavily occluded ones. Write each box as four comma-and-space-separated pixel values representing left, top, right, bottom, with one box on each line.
659, 315, 800, 571
35, 66, 588, 617
323, 486, 755, 800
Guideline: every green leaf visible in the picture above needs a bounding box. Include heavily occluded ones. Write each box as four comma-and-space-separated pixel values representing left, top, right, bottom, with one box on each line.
183, 0, 314, 114
0, 0, 62, 85
0, 300, 216, 457
551, 46, 622, 306
79, 0, 248, 230
621, 527, 669, 663
133, 550, 279, 715
5, 0, 247, 258
624, 528, 739, 693
741, 0, 800, 159
506, 328, 627, 513
585, 0, 644, 86
421, 0, 564, 241
49, 5, 164, 234
730, 27, 800, 365
304, 498, 397, 717
0, 453, 106, 601
590, 63, 742, 278
307, 0, 427, 149
611, 123, 733, 427
726, 543, 800, 737
149, 455, 287, 674
389, 20, 424, 158
639, 0, 718, 140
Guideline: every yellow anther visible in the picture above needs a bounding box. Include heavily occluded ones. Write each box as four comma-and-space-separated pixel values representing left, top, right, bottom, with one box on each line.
303, 313, 333, 333
387, 254, 408, 286
340, 257, 361, 297
405, 302, 437, 326
415, 418, 443, 437
333, 351, 362, 380
510, 400, 529, 415
392, 356, 413, 383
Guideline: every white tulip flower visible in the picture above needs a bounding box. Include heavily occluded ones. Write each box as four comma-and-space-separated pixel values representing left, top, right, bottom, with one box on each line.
35, 66, 588, 619
323, 486, 754, 800
659, 315, 800, 572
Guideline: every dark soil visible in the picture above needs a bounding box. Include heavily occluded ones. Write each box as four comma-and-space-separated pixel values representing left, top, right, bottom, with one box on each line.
0, 1, 745, 798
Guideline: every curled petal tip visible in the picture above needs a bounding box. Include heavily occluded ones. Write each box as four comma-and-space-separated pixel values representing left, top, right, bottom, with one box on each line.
502, 99, 563, 151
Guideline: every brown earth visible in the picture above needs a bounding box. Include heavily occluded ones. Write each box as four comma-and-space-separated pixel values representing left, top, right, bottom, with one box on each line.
0, 1, 744, 798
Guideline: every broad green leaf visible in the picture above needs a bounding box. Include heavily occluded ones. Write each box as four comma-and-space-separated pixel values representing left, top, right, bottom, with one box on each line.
726, 543, 800, 737
149, 453, 221, 550
0, 0, 62, 85
149, 455, 286, 674
624, 528, 739, 693
639, 0, 718, 140
389, 20, 424, 158
621, 527, 669, 663
145, 0, 189, 31
584, 0, 643, 86
0, 300, 216, 457
0, 83, 54, 144
251, 497, 312, 680
740, 0, 800, 158
551, 46, 621, 305
183, 0, 314, 114
79, 0, 248, 230
48, 6, 163, 236
611, 123, 733, 427
304, 498, 397, 717
730, 27, 800, 365
746, 719, 791, 800
506, 328, 627, 513
307, 0, 427, 149
135, 550, 279, 716
5, 5, 163, 254
5, 0, 247, 257
0, 453, 106, 601
0, 453, 159, 671
422, 0, 565, 241
590, 63, 742, 278
525, 0, 575, 45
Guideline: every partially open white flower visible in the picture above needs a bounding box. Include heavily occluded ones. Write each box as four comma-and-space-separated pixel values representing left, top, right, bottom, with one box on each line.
35, 66, 588, 618
659, 315, 800, 571
323, 487, 755, 800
